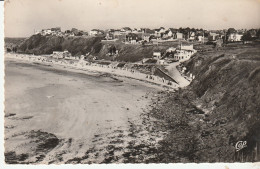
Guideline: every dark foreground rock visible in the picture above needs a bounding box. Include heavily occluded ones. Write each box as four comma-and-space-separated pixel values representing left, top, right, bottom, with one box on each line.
148, 44, 260, 162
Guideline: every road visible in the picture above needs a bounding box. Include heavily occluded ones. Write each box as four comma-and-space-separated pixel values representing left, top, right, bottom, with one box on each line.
165, 62, 190, 87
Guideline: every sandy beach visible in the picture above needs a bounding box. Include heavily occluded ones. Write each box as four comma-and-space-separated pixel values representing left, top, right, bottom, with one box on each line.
4, 56, 169, 164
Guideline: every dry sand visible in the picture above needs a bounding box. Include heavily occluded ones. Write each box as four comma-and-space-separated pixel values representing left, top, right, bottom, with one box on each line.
4, 57, 168, 164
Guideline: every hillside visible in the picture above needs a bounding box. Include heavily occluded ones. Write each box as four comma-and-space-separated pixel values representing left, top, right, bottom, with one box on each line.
149, 43, 260, 162
5, 37, 26, 46
4, 37, 27, 51
17, 34, 103, 56
16, 34, 180, 62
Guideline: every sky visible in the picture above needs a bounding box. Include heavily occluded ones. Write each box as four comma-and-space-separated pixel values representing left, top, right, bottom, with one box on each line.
4, 0, 260, 37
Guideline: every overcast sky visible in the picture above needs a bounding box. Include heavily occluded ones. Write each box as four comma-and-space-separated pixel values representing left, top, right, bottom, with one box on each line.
4, 0, 260, 37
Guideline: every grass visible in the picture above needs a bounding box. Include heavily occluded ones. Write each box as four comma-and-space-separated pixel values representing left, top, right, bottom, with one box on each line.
149, 43, 260, 162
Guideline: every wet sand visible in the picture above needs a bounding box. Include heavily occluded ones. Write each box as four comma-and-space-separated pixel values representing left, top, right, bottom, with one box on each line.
4, 58, 167, 164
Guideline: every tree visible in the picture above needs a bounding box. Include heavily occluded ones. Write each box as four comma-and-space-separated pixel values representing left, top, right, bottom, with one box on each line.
242, 31, 253, 43
256, 29, 260, 39
178, 27, 183, 33
227, 28, 236, 35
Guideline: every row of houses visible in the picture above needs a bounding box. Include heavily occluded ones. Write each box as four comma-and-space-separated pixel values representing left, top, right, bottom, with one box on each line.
104, 28, 206, 45
35, 27, 258, 44
35, 27, 63, 36
35, 27, 103, 37
208, 32, 243, 42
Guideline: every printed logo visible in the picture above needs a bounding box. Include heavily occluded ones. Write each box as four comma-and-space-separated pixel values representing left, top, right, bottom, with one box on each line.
235, 141, 247, 152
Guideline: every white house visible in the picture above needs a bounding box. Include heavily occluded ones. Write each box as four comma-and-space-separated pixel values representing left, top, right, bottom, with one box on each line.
228, 33, 243, 42
208, 32, 219, 41
34, 30, 41, 35
120, 27, 132, 34
89, 29, 99, 36
143, 35, 150, 42
154, 27, 165, 37
130, 39, 137, 44
167, 28, 177, 37
52, 50, 71, 59
189, 32, 196, 40
153, 51, 162, 59
174, 32, 183, 39
41, 29, 52, 36
89, 29, 103, 36
197, 35, 203, 42
159, 27, 165, 33
132, 28, 138, 33
174, 44, 196, 62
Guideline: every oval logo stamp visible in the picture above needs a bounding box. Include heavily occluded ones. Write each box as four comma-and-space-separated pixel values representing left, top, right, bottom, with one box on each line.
235, 141, 247, 152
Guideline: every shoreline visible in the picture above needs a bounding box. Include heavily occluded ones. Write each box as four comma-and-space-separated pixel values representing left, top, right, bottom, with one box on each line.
5, 53, 189, 90
4, 53, 168, 164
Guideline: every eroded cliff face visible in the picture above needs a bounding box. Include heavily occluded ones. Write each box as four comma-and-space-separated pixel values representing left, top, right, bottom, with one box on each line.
185, 46, 260, 130
17, 34, 104, 56
150, 44, 260, 162
17, 34, 174, 62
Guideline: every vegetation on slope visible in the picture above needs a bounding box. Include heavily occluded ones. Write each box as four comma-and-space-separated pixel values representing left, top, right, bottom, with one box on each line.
150, 43, 260, 162
16, 35, 181, 62
17, 34, 103, 56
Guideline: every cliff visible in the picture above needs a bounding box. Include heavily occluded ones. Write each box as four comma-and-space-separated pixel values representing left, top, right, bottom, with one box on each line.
150, 43, 260, 162
16, 34, 173, 62
17, 34, 103, 56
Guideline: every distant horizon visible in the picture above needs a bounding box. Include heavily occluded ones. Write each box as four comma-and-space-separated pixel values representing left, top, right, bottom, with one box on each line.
5, 0, 260, 37
4, 26, 260, 38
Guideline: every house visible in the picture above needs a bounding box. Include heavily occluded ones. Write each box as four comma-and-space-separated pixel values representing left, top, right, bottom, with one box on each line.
126, 33, 139, 42
162, 30, 170, 38
174, 32, 183, 39
34, 30, 41, 35
52, 50, 71, 59
154, 27, 165, 37
64, 30, 71, 36
174, 44, 196, 62
89, 29, 99, 36
120, 27, 132, 34
113, 29, 121, 36
130, 39, 137, 44
143, 35, 151, 42
41, 29, 52, 35
89, 29, 103, 36
71, 28, 79, 35
197, 35, 203, 42
167, 28, 178, 37
137, 28, 145, 33
228, 33, 243, 42
159, 27, 165, 33
105, 33, 114, 40
153, 51, 162, 59
57, 32, 65, 37
132, 28, 138, 33
109, 29, 121, 37
208, 32, 219, 41
157, 59, 165, 65
189, 32, 196, 40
